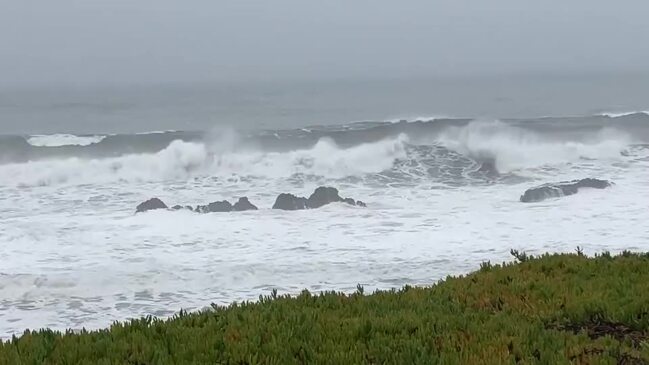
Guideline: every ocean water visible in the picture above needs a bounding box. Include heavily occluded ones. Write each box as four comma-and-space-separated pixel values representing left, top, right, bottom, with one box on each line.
1, 77, 649, 338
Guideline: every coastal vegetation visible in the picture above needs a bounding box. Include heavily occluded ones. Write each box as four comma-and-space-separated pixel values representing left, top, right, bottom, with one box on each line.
1, 250, 648, 364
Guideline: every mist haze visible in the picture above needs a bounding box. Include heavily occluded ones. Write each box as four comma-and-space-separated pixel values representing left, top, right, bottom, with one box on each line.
2, 0, 648, 87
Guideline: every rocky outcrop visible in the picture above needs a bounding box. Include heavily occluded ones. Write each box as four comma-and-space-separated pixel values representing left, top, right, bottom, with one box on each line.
272, 187, 366, 210
520, 178, 612, 203
136, 198, 168, 213
233, 197, 258, 211
135, 188, 363, 213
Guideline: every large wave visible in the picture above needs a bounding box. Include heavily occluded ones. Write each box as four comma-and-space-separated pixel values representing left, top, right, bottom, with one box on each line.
0, 135, 409, 187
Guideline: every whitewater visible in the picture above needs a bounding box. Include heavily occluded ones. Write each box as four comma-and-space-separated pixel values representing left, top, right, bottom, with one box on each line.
1, 113, 649, 339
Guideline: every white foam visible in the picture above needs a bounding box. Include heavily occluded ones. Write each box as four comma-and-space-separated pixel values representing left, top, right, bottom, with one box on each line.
437, 120, 630, 173
387, 115, 450, 123
26, 134, 107, 147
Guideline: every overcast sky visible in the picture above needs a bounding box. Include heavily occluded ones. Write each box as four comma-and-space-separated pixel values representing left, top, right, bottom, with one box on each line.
1, 0, 648, 87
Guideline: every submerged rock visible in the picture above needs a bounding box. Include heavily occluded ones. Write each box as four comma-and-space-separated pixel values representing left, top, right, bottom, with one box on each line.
136, 198, 168, 213
273, 187, 366, 210
272, 193, 309, 210
520, 178, 612, 203
233, 197, 258, 211
477, 159, 499, 177
307, 187, 346, 208
172, 205, 194, 211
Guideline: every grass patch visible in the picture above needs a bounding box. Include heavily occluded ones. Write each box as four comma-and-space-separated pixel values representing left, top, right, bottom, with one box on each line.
2, 251, 649, 364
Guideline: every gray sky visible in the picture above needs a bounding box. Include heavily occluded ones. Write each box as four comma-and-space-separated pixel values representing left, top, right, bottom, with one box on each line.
1, 0, 648, 87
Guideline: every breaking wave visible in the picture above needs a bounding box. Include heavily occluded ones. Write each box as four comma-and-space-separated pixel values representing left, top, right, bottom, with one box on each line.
27, 134, 107, 147
0, 116, 640, 188
0, 135, 409, 187
438, 120, 630, 172
599, 111, 649, 118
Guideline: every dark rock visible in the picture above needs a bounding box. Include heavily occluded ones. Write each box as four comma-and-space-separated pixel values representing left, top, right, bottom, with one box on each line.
342, 197, 356, 206
136, 198, 168, 213
307, 186, 344, 208
232, 197, 258, 211
520, 178, 612, 203
272, 193, 309, 210
196, 200, 233, 213
172, 205, 194, 211
356, 200, 367, 207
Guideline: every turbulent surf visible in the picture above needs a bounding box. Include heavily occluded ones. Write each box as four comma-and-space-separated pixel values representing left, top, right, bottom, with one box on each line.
1, 112, 648, 338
